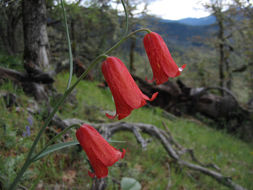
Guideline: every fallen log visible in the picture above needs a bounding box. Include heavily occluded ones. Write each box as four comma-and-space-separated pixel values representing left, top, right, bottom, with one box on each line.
132, 75, 253, 139
0, 66, 54, 102
0, 66, 54, 84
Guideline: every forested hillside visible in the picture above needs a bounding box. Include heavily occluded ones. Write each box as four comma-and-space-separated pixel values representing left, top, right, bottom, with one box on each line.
0, 0, 252, 189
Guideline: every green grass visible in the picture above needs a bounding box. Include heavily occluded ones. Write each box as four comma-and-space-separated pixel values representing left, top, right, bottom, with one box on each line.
0, 73, 252, 189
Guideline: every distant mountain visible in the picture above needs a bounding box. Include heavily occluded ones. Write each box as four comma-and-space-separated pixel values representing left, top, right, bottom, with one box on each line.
177, 16, 216, 26
143, 16, 215, 48
161, 15, 216, 26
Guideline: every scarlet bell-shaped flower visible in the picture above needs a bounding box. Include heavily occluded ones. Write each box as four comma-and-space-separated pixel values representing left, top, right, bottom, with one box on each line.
102, 56, 158, 120
143, 32, 186, 85
76, 124, 125, 178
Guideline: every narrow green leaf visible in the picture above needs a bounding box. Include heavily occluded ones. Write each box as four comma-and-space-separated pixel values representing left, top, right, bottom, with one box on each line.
45, 124, 79, 147
32, 141, 79, 161
121, 0, 128, 36
60, 0, 73, 89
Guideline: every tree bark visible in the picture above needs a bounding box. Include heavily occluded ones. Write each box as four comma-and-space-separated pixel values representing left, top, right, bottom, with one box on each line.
129, 36, 136, 73
217, 9, 226, 93
22, 0, 50, 75
0, 0, 22, 55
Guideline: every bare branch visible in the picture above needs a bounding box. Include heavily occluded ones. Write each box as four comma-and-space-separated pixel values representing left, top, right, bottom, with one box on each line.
166, 163, 172, 190
61, 119, 248, 190
132, 126, 148, 150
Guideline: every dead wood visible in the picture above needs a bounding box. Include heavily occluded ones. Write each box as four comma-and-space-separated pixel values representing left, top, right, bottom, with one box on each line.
0, 66, 54, 84
55, 58, 93, 80
91, 178, 107, 190
62, 119, 247, 190
0, 66, 26, 82
131, 75, 253, 139
0, 66, 54, 102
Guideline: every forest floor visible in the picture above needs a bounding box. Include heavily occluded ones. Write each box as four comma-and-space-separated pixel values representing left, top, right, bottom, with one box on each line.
0, 73, 253, 190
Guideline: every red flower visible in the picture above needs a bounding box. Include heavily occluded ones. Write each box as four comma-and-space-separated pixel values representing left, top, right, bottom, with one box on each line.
76, 124, 125, 178
102, 56, 158, 120
143, 32, 186, 85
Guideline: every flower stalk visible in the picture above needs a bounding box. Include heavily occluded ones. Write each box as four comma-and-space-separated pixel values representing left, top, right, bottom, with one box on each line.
8, 28, 151, 190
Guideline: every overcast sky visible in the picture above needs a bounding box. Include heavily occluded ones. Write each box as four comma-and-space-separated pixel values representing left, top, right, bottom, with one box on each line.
147, 0, 211, 20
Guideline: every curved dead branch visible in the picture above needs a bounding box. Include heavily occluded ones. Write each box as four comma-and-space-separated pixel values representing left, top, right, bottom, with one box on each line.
63, 119, 247, 190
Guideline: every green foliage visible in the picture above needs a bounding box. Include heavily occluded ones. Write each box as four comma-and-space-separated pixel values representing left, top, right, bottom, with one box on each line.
1, 74, 253, 189
0, 53, 23, 70
48, 2, 120, 79
0, 100, 33, 187
55, 73, 253, 189
33, 141, 79, 161
1, 1, 252, 189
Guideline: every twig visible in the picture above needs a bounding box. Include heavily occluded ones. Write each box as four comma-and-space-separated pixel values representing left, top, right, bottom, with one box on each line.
91, 178, 107, 190
166, 163, 172, 190
62, 119, 247, 190
132, 126, 148, 150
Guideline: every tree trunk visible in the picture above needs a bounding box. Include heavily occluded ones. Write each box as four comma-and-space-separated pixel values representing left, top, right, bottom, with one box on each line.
21, 0, 53, 102
22, 0, 50, 75
7, 16, 19, 55
129, 36, 136, 73
0, 1, 21, 55
0, 24, 14, 55
225, 60, 232, 90
218, 18, 225, 94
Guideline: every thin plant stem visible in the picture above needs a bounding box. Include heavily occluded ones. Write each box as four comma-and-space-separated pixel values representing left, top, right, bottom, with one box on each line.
121, 0, 128, 36
8, 28, 151, 190
104, 28, 151, 55
31, 124, 80, 162
60, 0, 73, 89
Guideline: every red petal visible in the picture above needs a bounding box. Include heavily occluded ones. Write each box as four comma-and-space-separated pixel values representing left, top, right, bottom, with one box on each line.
175, 64, 187, 77
121, 149, 126, 159
142, 92, 158, 102
88, 171, 95, 178
76, 125, 124, 167
145, 76, 154, 84
102, 59, 133, 119
106, 57, 143, 107
89, 156, 109, 178
143, 32, 182, 84
105, 112, 117, 119
150, 92, 158, 101
102, 57, 151, 119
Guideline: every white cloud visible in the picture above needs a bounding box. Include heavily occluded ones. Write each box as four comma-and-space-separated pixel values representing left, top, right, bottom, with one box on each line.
147, 0, 211, 20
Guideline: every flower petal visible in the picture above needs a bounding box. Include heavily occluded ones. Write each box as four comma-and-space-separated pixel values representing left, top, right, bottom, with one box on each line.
143, 32, 185, 85
175, 64, 187, 77
89, 156, 108, 178
76, 125, 124, 167
102, 57, 154, 119
105, 112, 117, 119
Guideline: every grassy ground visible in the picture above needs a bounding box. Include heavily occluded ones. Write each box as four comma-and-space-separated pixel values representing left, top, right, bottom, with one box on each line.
0, 73, 252, 190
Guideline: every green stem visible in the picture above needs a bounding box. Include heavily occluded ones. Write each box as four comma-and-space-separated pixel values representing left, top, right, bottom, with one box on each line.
121, 0, 128, 36
104, 28, 151, 55
60, 0, 73, 89
8, 55, 103, 190
31, 124, 80, 162
8, 28, 150, 190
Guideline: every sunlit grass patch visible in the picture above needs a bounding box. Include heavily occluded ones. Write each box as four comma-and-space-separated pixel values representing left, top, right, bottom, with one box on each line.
0, 74, 252, 189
